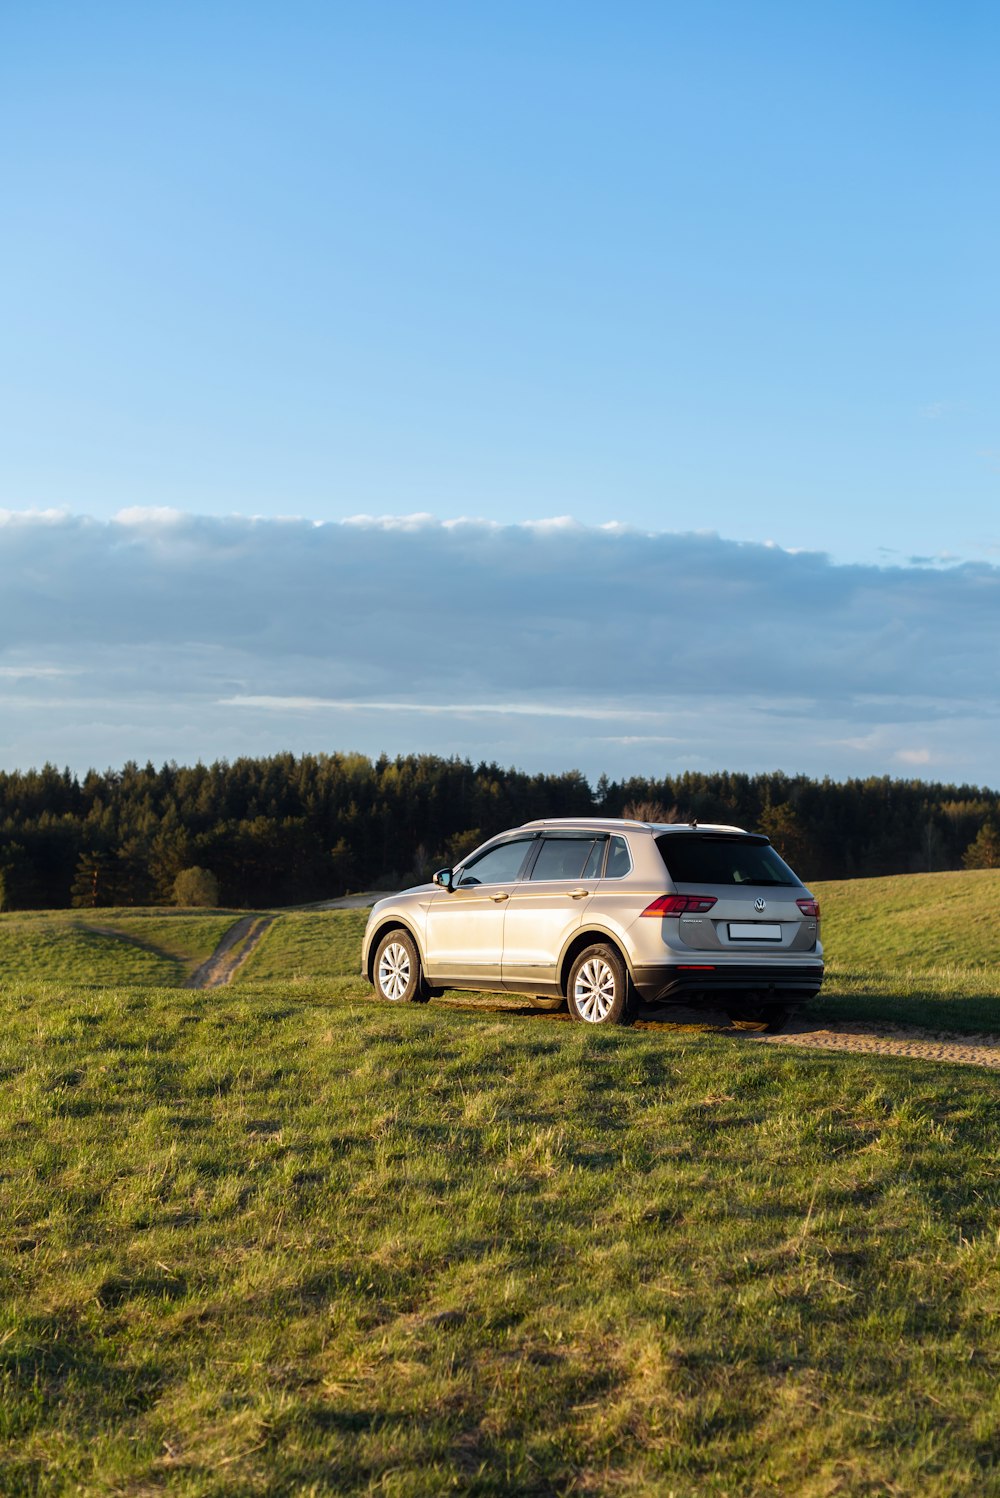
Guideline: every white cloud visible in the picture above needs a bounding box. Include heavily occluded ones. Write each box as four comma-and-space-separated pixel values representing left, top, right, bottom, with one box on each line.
114, 506, 188, 527
599, 735, 684, 746
343, 511, 444, 532
220, 695, 668, 721
0, 507, 72, 526
0, 665, 74, 680
0, 510, 997, 781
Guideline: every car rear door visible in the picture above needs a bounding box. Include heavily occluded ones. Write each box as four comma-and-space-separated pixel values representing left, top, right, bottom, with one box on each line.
500, 834, 603, 991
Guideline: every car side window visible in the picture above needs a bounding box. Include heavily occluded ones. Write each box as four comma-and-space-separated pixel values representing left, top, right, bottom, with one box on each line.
604, 835, 632, 879
529, 837, 600, 881
457, 839, 532, 887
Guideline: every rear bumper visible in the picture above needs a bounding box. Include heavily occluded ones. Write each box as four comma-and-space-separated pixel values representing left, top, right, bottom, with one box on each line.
631, 961, 824, 1003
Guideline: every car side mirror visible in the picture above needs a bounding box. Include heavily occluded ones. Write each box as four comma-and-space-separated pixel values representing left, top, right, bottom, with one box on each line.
432, 867, 454, 891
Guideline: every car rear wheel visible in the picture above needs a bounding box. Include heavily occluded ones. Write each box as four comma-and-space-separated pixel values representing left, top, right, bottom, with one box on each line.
567, 944, 631, 1025
374, 929, 429, 1004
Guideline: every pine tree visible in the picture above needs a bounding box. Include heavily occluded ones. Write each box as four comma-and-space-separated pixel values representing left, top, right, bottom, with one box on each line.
70, 851, 114, 908
757, 799, 813, 872
962, 819, 1000, 870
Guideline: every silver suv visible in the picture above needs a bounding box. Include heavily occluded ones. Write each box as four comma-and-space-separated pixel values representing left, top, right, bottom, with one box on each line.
361, 818, 823, 1025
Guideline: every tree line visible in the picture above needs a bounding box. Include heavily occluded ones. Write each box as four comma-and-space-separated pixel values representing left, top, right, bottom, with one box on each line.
0, 752, 997, 911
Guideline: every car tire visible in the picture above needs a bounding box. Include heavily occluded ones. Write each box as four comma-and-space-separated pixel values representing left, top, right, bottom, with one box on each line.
567, 944, 632, 1025
374, 929, 429, 1005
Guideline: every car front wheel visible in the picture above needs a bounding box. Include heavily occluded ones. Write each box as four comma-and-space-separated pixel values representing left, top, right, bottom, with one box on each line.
567, 944, 631, 1025
374, 929, 429, 1004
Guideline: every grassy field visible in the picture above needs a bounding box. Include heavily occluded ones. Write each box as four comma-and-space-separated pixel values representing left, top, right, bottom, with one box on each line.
816, 868, 1000, 969
3, 979, 1000, 1495
0, 909, 240, 987
810, 870, 1000, 1033
238, 871, 1000, 1032
238, 908, 369, 988
2, 871, 998, 1035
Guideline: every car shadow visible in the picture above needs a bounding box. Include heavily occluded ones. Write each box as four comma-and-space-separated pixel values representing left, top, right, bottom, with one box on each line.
430, 991, 1000, 1059
435, 992, 808, 1035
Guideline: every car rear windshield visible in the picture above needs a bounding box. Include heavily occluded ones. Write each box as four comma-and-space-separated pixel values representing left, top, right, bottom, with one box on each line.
655, 834, 800, 887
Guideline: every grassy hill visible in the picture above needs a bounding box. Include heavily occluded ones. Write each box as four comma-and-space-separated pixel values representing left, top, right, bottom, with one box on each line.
815, 868, 1000, 970
237, 907, 369, 986
0, 908, 244, 986
811, 869, 1000, 1032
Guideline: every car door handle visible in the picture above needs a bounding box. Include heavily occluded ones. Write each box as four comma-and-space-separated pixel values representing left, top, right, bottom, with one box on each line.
490, 892, 509, 902
567, 889, 590, 899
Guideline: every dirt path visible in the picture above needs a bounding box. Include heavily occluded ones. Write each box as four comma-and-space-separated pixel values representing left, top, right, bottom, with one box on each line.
754, 1015, 1000, 1070
187, 915, 276, 989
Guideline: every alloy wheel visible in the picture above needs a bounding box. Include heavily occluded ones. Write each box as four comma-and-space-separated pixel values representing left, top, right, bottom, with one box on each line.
378, 941, 412, 1001
573, 956, 617, 1023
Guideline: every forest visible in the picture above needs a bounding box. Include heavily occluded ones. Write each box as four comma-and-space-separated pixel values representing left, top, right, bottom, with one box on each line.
0, 752, 998, 911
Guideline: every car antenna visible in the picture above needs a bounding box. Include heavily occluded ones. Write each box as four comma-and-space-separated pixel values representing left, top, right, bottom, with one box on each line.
690, 818, 698, 828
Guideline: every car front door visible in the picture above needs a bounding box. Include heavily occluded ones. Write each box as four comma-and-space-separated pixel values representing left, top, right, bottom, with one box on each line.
423, 837, 535, 990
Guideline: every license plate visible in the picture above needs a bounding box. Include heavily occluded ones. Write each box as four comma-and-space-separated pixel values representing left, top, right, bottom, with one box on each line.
728, 922, 782, 941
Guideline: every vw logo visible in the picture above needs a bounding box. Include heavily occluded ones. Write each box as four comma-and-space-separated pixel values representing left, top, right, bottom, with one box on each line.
754, 897, 767, 913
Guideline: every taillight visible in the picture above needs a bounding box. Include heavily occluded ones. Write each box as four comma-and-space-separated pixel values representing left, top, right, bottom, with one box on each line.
796, 898, 820, 918
641, 894, 718, 916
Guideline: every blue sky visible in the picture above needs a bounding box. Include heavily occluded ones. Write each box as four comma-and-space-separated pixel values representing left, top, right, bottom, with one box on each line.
1, 4, 998, 782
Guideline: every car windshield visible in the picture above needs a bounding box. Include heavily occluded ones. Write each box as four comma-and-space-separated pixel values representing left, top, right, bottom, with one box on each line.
655, 834, 800, 887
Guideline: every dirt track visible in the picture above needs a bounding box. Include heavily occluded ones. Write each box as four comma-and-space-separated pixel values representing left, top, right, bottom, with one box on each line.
754, 1015, 1000, 1070
187, 915, 275, 989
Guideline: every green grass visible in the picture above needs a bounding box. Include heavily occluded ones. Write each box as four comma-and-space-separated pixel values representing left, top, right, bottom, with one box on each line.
0, 910, 241, 987
810, 965, 1000, 1034
809, 870, 1000, 1033
238, 908, 369, 986
4, 981, 1000, 1495
93, 911, 244, 970
814, 868, 1000, 970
